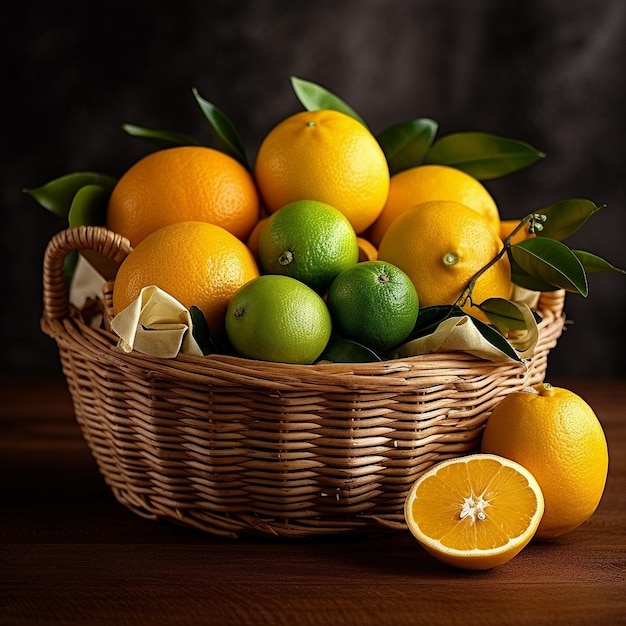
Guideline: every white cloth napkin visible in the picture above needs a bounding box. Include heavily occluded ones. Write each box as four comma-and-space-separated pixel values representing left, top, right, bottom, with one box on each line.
109, 285, 203, 358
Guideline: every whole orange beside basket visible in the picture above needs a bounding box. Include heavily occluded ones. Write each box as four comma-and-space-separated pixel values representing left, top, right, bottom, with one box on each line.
41, 225, 566, 538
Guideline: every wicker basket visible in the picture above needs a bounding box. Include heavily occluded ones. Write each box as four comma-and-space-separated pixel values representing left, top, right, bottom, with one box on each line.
41, 226, 566, 538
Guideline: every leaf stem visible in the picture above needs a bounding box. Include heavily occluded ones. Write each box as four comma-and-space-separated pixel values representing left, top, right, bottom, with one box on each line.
455, 213, 542, 308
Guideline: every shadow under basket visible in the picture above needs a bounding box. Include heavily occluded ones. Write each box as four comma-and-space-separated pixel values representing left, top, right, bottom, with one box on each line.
41, 226, 566, 539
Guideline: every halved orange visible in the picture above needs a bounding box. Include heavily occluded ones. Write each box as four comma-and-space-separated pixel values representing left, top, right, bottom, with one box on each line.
404, 453, 544, 570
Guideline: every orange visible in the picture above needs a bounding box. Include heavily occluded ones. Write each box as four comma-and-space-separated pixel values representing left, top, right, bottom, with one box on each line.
404, 453, 544, 570
246, 216, 270, 263
367, 164, 500, 247
499, 218, 536, 245
258, 199, 359, 292
107, 146, 260, 246
357, 237, 378, 262
481, 382, 609, 540
326, 261, 419, 352
254, 109, 390, 234
113, 221, 260, 334
225, 275, 332, 364
377, 201, 511, 319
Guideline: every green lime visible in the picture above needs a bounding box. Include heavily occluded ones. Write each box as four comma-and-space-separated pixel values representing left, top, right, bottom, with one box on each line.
327, 261, 419, 352
258, 199, 359, 292
225, 275, 332, 364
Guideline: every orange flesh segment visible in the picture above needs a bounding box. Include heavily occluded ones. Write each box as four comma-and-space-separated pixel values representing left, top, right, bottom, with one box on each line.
410, 457, 541, 551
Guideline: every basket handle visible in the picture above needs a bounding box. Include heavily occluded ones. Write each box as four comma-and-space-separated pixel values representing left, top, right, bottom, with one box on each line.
42, 225, 132, 322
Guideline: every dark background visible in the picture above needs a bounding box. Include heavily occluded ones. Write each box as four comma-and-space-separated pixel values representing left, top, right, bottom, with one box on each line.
3, 0, 625, 378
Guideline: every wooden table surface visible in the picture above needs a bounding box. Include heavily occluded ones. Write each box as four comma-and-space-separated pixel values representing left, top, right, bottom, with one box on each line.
1, 375, 624, 626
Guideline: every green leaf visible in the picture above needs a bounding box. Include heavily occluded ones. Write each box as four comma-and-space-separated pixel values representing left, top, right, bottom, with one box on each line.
478, 298, 531, 331
122, 123, 201, 149
376, 118, 438, 175
404, 305, 465, 341
317, 336, 382, 363
510, 238, 588, 295
534, 199, 603, 241
189, 306, 232, 356
23, 172, 116, 219
470, 316, 523, 362
192, 88, 249, 166
290, 76, 367, 127
392, 311, 522, 363
573, 250, 626, 275
67, 184, 110, 228
424, 132, 546, 180
509, 256, 562, 292
478, 298, 539, 358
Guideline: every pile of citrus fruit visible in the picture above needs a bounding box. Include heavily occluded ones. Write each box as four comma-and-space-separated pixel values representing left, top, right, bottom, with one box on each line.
108, 103, 431, 364
27, 76, 623, 367
107, 102, 516, 364
28, 77, 618, 569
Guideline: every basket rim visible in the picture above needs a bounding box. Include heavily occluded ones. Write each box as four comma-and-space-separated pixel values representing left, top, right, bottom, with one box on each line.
41, 225, 566, 388
42, 294, 565, 392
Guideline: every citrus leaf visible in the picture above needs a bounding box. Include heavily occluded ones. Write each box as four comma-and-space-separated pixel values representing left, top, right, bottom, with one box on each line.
510, 238, 588, 296
534, 199, 603, 241
404, 305, 465, 341
189, 306, 232, 356
318, 336, 382, 363
478, 298, 532, 331
424, 132, 546, 180
478, 298, 539, 359
67, 184, 110, 228
192, 88, 249, 166
509, 256, 562, 292
573, 250, 626, 275
290, 76, 367, 127
122, 123, 201, 149
23, 172, 116, 219
392, 313, 522, 363
376, 118, 438, 175
470, 317, 523, 362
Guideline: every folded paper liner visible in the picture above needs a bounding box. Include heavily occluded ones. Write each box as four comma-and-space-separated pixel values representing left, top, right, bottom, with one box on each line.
393, 314, 534, 364
70, 255, 106, 312
109, 285, 203, 358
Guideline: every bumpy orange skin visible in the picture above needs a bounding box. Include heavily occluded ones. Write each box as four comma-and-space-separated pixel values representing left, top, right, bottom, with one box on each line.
254, 110, 390, 234
367, 164, 500, 247
378, 200, 511, 319
481, 383, 609, 540
357, 237, 378, 262
113, 221, 260, 334
499, 218, 536, 245
107, 146, 260, 246
246, 216, 271, 264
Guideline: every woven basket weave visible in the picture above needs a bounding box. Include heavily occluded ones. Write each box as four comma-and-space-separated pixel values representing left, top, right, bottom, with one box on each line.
41, 226, 566, 538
